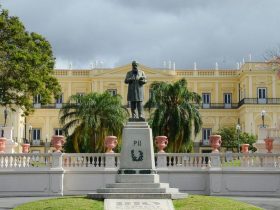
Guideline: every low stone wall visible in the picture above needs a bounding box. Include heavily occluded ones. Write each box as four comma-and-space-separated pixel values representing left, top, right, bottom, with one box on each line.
0, 169, 64, 197
0, 153, 280, 197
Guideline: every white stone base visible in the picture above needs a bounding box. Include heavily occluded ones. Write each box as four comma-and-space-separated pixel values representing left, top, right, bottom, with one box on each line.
87, 121, 187, 200
5, 140, 18, 153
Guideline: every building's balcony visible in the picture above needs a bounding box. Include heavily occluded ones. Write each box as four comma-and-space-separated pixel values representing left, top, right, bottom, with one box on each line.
33, 103, 66, 109
30, 140, 45, 147
238, 98, 280, 106
201, 103, 239, 109
32, 98, 280, 110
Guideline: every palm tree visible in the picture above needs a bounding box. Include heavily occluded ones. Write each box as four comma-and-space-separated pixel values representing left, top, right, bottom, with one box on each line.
145, 79, 202, 153
59, 92, 128, 153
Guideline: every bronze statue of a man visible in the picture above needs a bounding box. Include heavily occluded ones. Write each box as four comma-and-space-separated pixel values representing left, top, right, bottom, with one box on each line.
125, 61, 147, 120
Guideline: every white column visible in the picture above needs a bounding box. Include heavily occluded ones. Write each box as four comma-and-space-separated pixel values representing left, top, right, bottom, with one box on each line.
245, 112, 254, 133
67, 82, 72, 98
215, 82, 219, 103
194, 82, 197, 93
121, 81, 125, 104
236, 83, 239, 102
248, 76, 252, 98
272, 76, 276, 98
273, 112, 277, 127
99, 81, 103, 92
91, 82, 94, 92
45, 117, 50, 142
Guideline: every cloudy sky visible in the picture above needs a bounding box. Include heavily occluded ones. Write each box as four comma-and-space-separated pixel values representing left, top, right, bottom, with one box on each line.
1, 0, 280, 69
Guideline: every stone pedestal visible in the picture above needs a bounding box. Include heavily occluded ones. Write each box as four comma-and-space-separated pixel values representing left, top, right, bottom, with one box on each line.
2, 127, 18, 153
119, 122, 155, 171
88, 121, 187, 201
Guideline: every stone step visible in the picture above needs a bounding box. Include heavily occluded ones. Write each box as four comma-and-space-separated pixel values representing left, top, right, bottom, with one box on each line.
97, 188, 167, 193
87, 192, 188, 200
106, 182, 170, 189
116, 174, 159, 183
166, 188, 179, 193
88, 193, 171, 200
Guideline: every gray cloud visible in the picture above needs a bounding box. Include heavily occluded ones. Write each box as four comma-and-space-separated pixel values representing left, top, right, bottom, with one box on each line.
1, 0, 280, 69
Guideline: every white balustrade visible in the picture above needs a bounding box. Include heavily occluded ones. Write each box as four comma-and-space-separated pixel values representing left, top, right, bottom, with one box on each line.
0, 153, 52, 168
156, 153, 211, 169
62, 153, 120, 169
1, 153, 280, 170
220, 153, 280, 168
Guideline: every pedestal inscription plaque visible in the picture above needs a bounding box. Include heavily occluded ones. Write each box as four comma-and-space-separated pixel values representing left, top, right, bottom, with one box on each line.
105, 199, 175, 210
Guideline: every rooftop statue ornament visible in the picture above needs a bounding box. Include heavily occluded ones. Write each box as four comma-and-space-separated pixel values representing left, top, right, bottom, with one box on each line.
125, 61, 147, 121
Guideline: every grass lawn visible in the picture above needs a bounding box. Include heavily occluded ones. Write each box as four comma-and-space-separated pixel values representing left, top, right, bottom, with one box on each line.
14, 195, 261, 210
173, 195, 261, 210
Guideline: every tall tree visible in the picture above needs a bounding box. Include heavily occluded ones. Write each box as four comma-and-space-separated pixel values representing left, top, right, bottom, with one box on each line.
145, 79, 202, 153
0, 7, 61, 115
264, 45, 280, 79
60, 92, 128, 153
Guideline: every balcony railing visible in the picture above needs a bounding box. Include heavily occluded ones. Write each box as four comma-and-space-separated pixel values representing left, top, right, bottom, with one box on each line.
30, 140, 45, 146
33, 103, 67, 109
201, 103, 239, 109
33, 98, 280, 110
238, 98, 280, 106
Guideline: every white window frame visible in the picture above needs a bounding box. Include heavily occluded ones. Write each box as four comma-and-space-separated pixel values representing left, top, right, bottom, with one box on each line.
257, 87, 267, 104
55, 94, 63, 108
32, 128, 41, 140
202, 93, 211, 108
202, 128, 212, 145
76, 92, 84, 103
33, 94, 41, 108
224, 93, 232, 108
54, 128, 63, 136
32, 128, 41, 146
107, 89, 117, 96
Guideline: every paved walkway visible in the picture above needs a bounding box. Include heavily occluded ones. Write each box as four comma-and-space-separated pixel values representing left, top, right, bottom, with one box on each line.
226, 196, 280, 210
0, 196, 279, 210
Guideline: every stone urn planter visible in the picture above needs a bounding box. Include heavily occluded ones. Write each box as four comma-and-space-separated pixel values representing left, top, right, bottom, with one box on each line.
51, 135, 65, 152
209, 135, 222, 153
155, 136, 168, 153
22, 143, 30, 153
264, 137, 274, 153
0, 137, 7, 153
105, 136, 118, 153
241, 144, 250, 153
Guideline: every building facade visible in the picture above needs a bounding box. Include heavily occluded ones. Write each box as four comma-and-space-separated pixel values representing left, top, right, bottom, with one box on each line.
1, 62, 280, 153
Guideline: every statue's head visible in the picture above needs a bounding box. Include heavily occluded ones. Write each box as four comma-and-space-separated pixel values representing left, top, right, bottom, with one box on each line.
132, 60, 138, 68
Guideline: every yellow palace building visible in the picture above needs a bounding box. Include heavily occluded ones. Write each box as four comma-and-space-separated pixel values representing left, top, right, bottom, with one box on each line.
1, 61, 280, 153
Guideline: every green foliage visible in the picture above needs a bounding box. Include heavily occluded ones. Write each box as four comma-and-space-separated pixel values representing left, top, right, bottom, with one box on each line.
0, 7, 61, 115
59, 92, 128, 153
217, 127, 257, 152
145, 79, 202, 153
